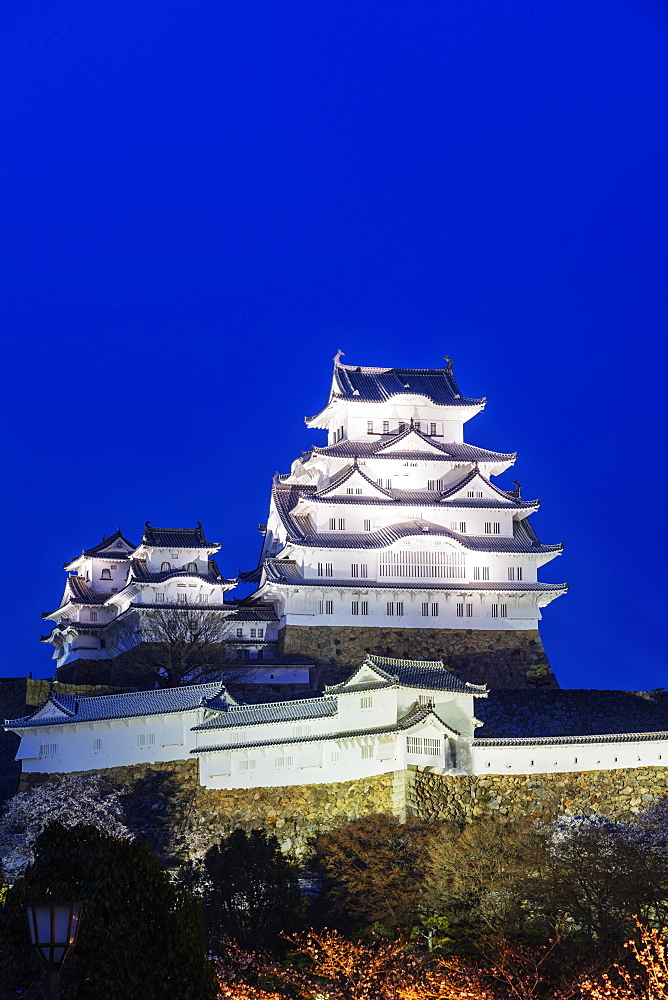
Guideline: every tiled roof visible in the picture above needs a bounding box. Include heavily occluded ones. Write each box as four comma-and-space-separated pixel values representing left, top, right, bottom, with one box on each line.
224, 607, 279, 622
309, 429, 514, 464
322, 360, 484, 407
261, 557, 567, 593
128, 559, 235, 586
270, 493, 561, 552
327, 654, 486, 696
474, 731, 668, 748
192, 697, 336, 731
55, 577, 110, 610
140, 524, 219, 550
192, 704, 443, 754
6, 679, 229, 728
75, 528, 136, 560
315, 463, 393, 499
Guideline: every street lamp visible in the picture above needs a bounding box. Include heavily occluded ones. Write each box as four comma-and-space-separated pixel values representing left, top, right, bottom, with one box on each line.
25, 902, 83, 1000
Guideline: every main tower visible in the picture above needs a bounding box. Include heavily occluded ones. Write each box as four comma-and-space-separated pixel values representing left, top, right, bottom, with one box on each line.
243, 353, 567, 688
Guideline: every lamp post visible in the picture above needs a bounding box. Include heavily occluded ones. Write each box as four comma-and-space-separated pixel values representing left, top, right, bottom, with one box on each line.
25, 902, 83, 1000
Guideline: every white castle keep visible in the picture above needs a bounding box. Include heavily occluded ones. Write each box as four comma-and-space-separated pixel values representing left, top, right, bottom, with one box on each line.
11, 354, 663, 789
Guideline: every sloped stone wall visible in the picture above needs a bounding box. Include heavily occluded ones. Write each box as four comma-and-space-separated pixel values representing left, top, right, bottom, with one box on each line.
407, 766, 668, 824
278, 625, 557, 689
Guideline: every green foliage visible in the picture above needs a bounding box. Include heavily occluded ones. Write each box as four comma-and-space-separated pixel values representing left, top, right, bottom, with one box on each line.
202, 828, 305, 954
0, 823, 215, 1000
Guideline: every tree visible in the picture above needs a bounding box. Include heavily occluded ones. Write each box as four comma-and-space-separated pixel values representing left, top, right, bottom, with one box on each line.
113, 604, 244, 687
202, 828, 305, 954
0, 823, 216, 1000
0, 773, 131, 875
309, 814, 436, 934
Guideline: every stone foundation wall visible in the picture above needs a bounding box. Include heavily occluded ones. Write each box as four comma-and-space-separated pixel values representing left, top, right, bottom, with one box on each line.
407, 766, 668, 824
21, 761, 668, 856
278, 625, 557, 689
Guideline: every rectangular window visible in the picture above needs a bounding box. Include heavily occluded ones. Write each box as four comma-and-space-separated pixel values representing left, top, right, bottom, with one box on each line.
456, 603, 464, 617
250, 628, 256, 638
484, 522, 491, 533
351, 601, 359, 615
364, 519, 371, 531
398, 421, 406, 432
361, 600, 369, 615
491, 604, 499, 618
198, 593, 209, 603
360, 564, 368, 577
329, 518, 336, 530
427, 480, 435, 490
338, 519, 345, 530
423, 738, 441, 757
396, 601, 404, 616
156, 592, 166, 602
239, 759, 256, 771
347, 487, 354, 494
236, 628, 243, 637
450, 521, 458, 530
422, 602, 429, 616
430, 422, 437, 435
325, 600, 333, 614
275, 756, 294, 767
40, 743, 58, 756
494, 522, 501, 534
473, 567, 480, 580
466, 603, 473, 617
459, 522, 466, 533
482, 567, 489, 580
356, 487, 363, 494
361, 745, 374, 759
361, 696, 373, 709
93, 738, 102, 751
386, 601, 394, 616
508, 567, 515, 581
467, 491, 474, 498
367, 420, 373, 433
318, 601, 323, 614
331, 751, 340, 762
137, 733, 156, 746
414, 421, 421, 431
177, 592, 188, 602
325, 563, 333, 577
294, 725, 311, 737
90, 610, 98, 621
383, 420, 389, 434
500, 604, 508, 618
431, 603, 439, 616
351, 564, 359, 578
257, 628, 264, 637
476, 491, 483, 498
418, 694, 434, 706
517, 567, 523, 581
317, 562, 323, 576
406, 736, 422, 754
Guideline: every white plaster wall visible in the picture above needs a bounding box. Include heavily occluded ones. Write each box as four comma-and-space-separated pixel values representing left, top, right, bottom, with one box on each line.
15, 711, 197, 773
470, 737, 668, 775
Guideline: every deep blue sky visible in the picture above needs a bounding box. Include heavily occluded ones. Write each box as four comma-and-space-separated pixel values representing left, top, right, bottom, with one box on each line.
1, 0, 666, 688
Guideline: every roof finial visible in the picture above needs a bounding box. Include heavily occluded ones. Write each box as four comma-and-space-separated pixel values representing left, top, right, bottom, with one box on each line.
409, 416, 414, 428
145, 520, 151, 528
117, 526, 121, 534
333, 349, 344, 365
443, 355, 454, 371
196, 521, 202, 529
512, 480, 522, 498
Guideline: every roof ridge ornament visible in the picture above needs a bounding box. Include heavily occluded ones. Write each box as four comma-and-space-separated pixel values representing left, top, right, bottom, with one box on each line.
443, 354, 454, 371
333, 349, 344, 365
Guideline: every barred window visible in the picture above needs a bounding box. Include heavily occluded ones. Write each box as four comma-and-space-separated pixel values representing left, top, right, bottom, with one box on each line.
257, 628, 264, 637
325, 600, 333, 614
418, 695, 434, 706
317, 562, 323, 575
361, 696, 373, 709
473, 567, 480, 580
508, 567, 515, 581
161, 561, 171, 571
331, 751, 340, 762
93, 739, 102, 751
177, 592, 189, 602
482, 567, 489, 580
351, 601, 359, 615
137, 733, 155, 746
198, 593, 209, 603
466, 603, 473, 617
467, 491, 474, 497
406, 736, 422, 754
423, 738, 441, 756
494, 522, 501, 533
414, 421, 421, 431
329, 518, 336, 530
360, 563, 368, 577
456, 603, 464, 617
387, 602, 394, 616
431, 603, 439, 616
361, 745, 374, 759
157, 592, 166, 602
40, 743, 58, 756
351, 564, 359, 578
379, 549, 465, 579
236, 628, 243, 637
90, 610, 98, 621
364, 519, 371, 531
367, 421, 373, 433
396, 601, 404, 616
275, 756, 294, 767
430, 422, 437, 434
325, 563, 333, 577
361, 601, 369, 615
294, 725, 311, 737
356, 487, 363, 494
239, 760, 256, 771
501, 604, 508, 618
491, 604, 499, 618
347, 487, 354, 494
422, 602, 429, 616
383, 420, 389, 433
250, 628, 256, 638
484, 522, 491, 533
338, 519, 345, 530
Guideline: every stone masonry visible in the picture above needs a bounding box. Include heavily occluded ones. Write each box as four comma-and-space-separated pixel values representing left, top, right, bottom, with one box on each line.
278, 624, 557, 689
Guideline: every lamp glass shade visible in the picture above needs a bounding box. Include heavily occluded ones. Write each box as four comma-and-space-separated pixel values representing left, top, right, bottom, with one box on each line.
25, 903, 83, 969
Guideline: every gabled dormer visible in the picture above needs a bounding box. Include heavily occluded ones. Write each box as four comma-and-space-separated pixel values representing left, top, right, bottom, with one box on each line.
375, 426, 452, 456
315, 463, 393, 499
440, 467, 540, 517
